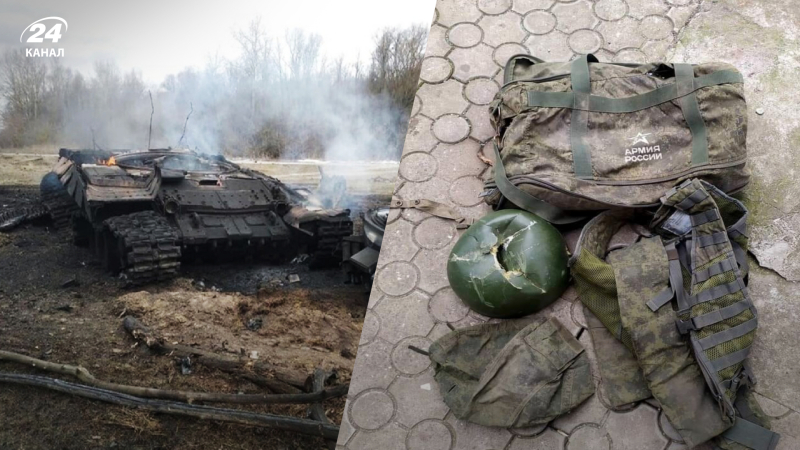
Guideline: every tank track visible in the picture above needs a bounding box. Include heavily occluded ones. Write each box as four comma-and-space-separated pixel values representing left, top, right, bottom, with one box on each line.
40, 172, 79, 229
103, 211, 182, 285
0, 204, 49, 231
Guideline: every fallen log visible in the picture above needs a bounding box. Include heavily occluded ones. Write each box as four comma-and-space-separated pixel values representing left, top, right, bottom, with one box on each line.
0, 350, 348, 405
122, 316, 310, 393
0, 372, 339, 440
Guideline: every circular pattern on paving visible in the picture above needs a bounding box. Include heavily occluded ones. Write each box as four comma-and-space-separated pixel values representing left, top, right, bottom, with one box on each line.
400, 152, 438, 182
566, 424, 611, 450
640, 15, 673, 40
493, 42, 529, 67
594, 0, 628, 21
407, 419, 454, 450
432, 114, 471, 143
420, 57, 454, 84
510, 423, 548, 437
523, 11, 558, 35
477, 0, 513, 15
449, 175, 485, 206
464, 77, 500, 105
568, 29, 603, 54
391, 336, 434, 375
614, 48, 647, 63
666, 0, 693, 5
429, 288, 470, 323
448, 22, 483, 48
657, 410, 685, 443
350, 389, 396, 430
414, 217, 456, 249
377, 261, 419, 296
359, 311, 381, 345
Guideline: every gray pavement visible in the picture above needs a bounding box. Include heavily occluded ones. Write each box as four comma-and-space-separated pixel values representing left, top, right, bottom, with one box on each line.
339, 0, 800, 449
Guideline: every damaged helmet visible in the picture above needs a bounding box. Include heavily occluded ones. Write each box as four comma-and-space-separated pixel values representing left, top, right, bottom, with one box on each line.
447, 210, 569, 318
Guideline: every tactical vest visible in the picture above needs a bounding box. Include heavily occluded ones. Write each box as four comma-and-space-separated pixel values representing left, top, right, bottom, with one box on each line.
571, 179, 779, 450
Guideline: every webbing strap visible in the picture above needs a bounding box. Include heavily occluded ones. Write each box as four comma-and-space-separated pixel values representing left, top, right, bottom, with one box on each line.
696, 231, 729, 248
692, 258, 736, 283
569, 54, 597, 179
675, 64, 709, 166
678, 299, 752, 333
731, 240, 750, 276
691, 209, 719, 227
688, 278, 747, 306
721, 417, 781, 450
491, 143, 586, 224
666, 242, 690, 311
526, 69, 743, 112
647, 285, 674, 312
728, 216, 749, 238
390, 199, 475, 229
698, 317, 757, 351
676, 189, 709, 210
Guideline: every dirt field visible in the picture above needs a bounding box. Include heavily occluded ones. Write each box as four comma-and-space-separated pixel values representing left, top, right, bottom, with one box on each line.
0, 148, 394, 449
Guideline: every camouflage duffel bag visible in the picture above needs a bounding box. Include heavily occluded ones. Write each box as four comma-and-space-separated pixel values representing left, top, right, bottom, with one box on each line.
483, 53, 748, 224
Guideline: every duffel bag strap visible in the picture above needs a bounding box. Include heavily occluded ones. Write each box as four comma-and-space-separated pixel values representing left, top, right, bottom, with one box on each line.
570, 54, 598, 179
390, 198, 475, 229
675, 63, 710, 166
491, 143, 586, 224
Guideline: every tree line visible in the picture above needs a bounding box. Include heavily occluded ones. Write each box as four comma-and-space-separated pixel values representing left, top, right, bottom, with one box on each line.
0, 21, 426, 160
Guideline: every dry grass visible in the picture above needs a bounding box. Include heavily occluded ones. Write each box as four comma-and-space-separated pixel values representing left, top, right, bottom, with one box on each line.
102, 408, 165, 435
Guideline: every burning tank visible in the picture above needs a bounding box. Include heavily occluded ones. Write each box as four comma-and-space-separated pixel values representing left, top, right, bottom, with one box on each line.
40, 148, 353, 285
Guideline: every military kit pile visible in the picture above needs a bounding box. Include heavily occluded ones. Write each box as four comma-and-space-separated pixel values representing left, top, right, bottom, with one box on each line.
425, 53, 780, 450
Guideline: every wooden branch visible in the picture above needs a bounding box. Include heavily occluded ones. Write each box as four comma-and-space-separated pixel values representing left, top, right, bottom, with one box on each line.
123, 316, 310, 394
0, 350, 347, 405
178, 102, 193, 147
308, 368, 336, 450
0, 372, 339, 440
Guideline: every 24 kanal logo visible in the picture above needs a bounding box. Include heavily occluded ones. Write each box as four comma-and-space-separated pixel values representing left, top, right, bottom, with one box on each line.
20, 17, 67, 57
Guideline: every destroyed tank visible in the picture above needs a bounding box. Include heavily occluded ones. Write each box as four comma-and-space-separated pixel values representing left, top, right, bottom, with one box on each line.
41, 148, 353, 285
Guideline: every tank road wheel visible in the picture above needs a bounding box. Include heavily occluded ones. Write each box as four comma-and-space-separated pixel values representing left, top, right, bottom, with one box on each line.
102, 211, 182, 286
302, 215, 354, 269
40, 172, 79, 229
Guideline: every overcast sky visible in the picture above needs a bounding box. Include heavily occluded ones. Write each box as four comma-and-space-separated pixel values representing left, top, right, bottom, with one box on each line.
0, 0, 436, 84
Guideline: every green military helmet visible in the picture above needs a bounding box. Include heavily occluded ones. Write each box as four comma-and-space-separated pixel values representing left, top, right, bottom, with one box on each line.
447, 209, 569, 318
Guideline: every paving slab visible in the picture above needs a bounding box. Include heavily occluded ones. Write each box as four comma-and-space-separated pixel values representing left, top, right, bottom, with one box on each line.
341, 0, 800, 448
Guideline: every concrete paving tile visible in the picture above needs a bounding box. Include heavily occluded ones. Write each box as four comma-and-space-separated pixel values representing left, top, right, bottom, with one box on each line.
493, 42, 529, 67
376, 219, 419, 267
429, 287, 471, 323
478, 0, 514, 15
414, 216, 458, 250
414, 245, 457, 293
507, 428, 567, 450
449, 22, 484, 48
418, 80, 470, 118
447, 415, 514, 450
359, 309, 381, 346
433, 113, 472, 143
604, 405, 669, 450
400, 151, 439, 183
450, 44, 500, 82
391, 336, 434, 375
596, 17, 647, 51
376, 261, 419, 297
350, 389, 397, 430
626, 0, 670, 19
338, 400, 356, 446
374, 290, 435, 343
593, 0, 628, 21
348, 338, 398, 395
464, 76, 501, 105
565, 424, 611, 450
389, 369, 451, 427
522, 10, 558, 35
465, 105, 495, 142
478, 13, 527, 48
421, 56, 456, 84
432, 140, 487, 182
346, 423, 408, 450
513, 0, 555, 14
407, 419, 455, 450
427, 24, 453, 57
552, 0, 600, 34
552, 392, 608, 433
403, 116, 440, 153
525, 30, 574, 61
437, 0, 484, 27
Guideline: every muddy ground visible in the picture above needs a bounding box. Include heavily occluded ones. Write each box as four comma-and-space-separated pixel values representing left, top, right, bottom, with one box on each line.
0, 151, 394, 450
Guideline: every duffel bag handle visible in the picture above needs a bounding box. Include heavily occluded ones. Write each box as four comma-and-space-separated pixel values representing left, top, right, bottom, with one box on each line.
569, 54, 599, 179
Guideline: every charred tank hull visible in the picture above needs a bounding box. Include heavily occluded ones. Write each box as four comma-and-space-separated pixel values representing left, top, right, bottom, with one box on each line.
46, 148, 353, 285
